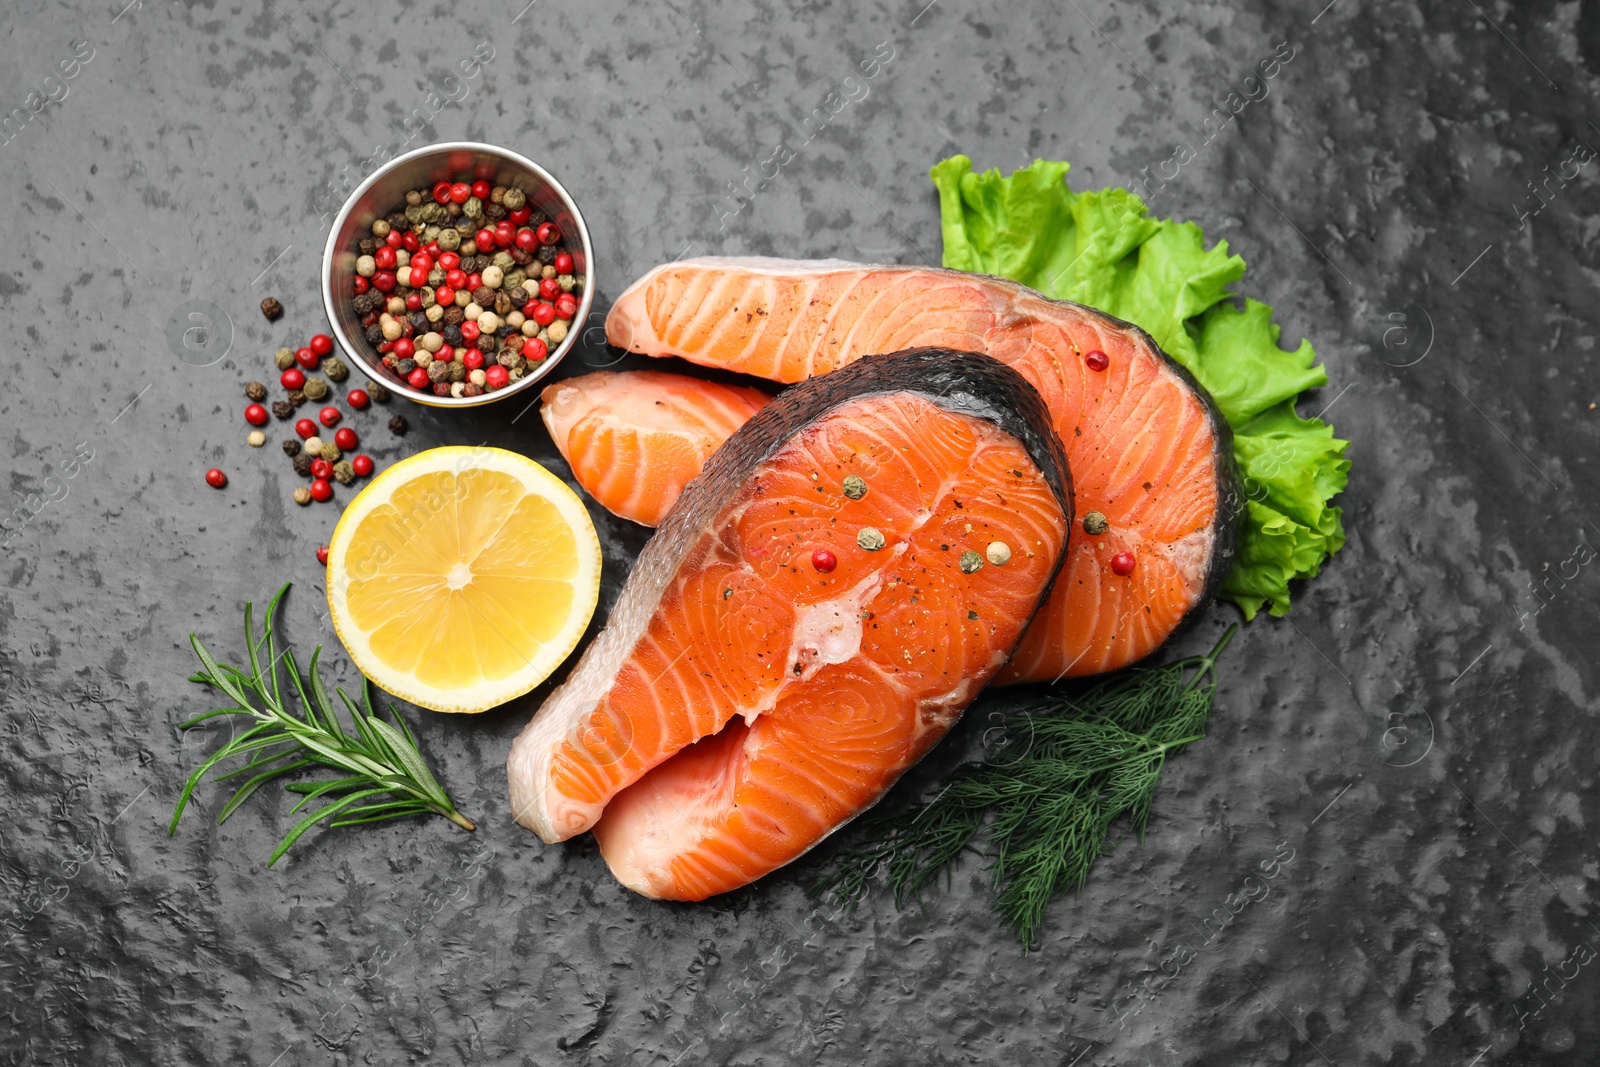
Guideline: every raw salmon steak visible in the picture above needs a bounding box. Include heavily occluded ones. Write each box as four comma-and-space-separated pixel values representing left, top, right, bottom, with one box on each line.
541, 370, 771, 526
507, 349, 1071, 900
606, 257, 1238, 680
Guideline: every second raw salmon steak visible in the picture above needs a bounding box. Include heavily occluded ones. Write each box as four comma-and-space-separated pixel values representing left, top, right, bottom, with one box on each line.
508, 349, 1071, 900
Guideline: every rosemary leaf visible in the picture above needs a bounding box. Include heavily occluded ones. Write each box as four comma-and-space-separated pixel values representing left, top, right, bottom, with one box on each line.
810, 626, 1236, 949
170, 583, 475, 866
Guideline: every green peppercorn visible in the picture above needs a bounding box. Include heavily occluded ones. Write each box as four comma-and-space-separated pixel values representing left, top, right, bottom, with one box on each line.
842, 475, 867, 500
857, 527, 886, 552
319, 440, 341, 462
274, 347, 296, 370
322, 357, 349, 382
301, 378, 329, 401
369, 383, 391, 403
332, 460, 356, 486
371, 218, 390, 238
463, 196, 483, 219
959, 550, 985, 574
437, 228, 460, 251
1082, 511, 1109, 535
502, 188, 526, 210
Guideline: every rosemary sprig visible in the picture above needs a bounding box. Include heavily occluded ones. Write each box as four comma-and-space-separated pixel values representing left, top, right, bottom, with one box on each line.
169, 583, 474, 865
810, 626, 1236, 948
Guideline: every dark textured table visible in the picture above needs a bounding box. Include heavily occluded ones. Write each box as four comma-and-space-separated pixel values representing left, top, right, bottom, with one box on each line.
4, 0, 1598, 1063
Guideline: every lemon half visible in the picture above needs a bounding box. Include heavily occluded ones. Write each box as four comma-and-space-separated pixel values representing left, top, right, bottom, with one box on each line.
326, 447, 601, 714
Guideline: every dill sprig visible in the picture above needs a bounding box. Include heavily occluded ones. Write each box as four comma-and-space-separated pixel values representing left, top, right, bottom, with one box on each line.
169, 583, 474, 865
810, 626, 1236, 948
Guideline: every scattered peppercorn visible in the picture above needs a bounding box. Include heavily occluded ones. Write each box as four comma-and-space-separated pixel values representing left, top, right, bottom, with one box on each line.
1082, 511, 1109, 535
205, 468, 227, 489
310, 458, 333, 480
293, 487, 312, 506
351, 454, 374, 477
1084, 350, 1110, 372
1110, 551, 1136, 576
318, 406, 341, 428
295, 419, 317, 439
959, 550, 985, 574
812, 548, 838, 573
302, 378, 329, 401
318, 440, 341, 463
985, 541, 1012, 566
347, 388, 370, 409
270, 400, 294, 421
323, 357, 349, 382
857, 527, 886, 552
310, 478, 333, 503
303, 436, 324, 455
274, 347, 296, 370
389, 414, 408, 435
368, 383, 390, 403
247, 430, 266, 447
316, 545, 330, 565
292, 452, 314, 477
332, 460, 356, 486
260, 297, 283, 321
842, 474, 867, 500
244, 403, 269, 426
281, 439, 301, 457
286, 389, 306, 408
244, 381, 268, 401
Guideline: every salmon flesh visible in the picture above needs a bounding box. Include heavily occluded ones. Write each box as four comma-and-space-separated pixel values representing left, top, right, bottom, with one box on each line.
605, 257, 1239, 680
508, 349, 1071, 900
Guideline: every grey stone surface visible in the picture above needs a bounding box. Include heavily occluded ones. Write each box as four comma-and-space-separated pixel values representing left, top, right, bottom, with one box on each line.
2, 0, 1598, 1063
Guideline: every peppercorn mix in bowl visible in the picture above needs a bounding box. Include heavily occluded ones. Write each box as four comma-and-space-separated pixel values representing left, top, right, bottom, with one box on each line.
321, 142, 595, 409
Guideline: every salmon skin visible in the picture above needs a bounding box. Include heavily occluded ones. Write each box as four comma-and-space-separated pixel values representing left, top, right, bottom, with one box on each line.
606, 257, 1239, 681
540, 370, 771, 526
508, 349, 1071, 900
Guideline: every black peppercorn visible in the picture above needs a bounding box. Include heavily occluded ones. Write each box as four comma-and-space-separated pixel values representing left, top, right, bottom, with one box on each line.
497, 322, 516, 338
480, 334, 498, 353
282, 439, 301, 457
484, 202, 507, 221
358, 238, 376, 255
508, 287, 529, 305
510, 249, 532, 267
292, 452, 314, 476
271, 400, 294, 420
389, 415, 408, 435
387, 211, 408, 230
537, 245, 557, 264
529, 210, 548, 226
364, 324, 384, 345
245, 381, 268, 401
286, 390, 306, 407
369, 383, 390, 403
442, 324, 463, 346
443, 306, 465, 326
260, 297, 283, 320
471, 285, 495, 307
409, 311, 429, 331
396, 358, 416, 376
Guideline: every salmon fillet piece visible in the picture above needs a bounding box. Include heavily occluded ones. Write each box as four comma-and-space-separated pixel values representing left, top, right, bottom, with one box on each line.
606, 257, 1237, 680
541, 370, 771, 526
508, 350, 1070, 899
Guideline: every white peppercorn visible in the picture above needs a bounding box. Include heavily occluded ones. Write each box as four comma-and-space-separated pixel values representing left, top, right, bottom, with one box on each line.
303, 436, 324, 456
425, 304, 444, 323
463, 302, 482, 321
546, 320, 568, 344
247, 430, 266, 447
371, 218, 391, 237
355, 255, 376, 277
482, 265, 504, 289
381, 318, 403, 341
477, 311, 501, 334
420, 331, 444, 353
507, 310, 526, 329
469, 368, 487, 387
521, 320, 538, 337
293, 487, 313, 506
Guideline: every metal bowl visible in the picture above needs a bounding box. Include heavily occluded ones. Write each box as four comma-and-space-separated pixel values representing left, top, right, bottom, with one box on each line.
320, 142, 595, 409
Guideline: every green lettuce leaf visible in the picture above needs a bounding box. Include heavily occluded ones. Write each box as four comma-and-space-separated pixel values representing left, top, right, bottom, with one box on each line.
930, 154, 1349, 619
